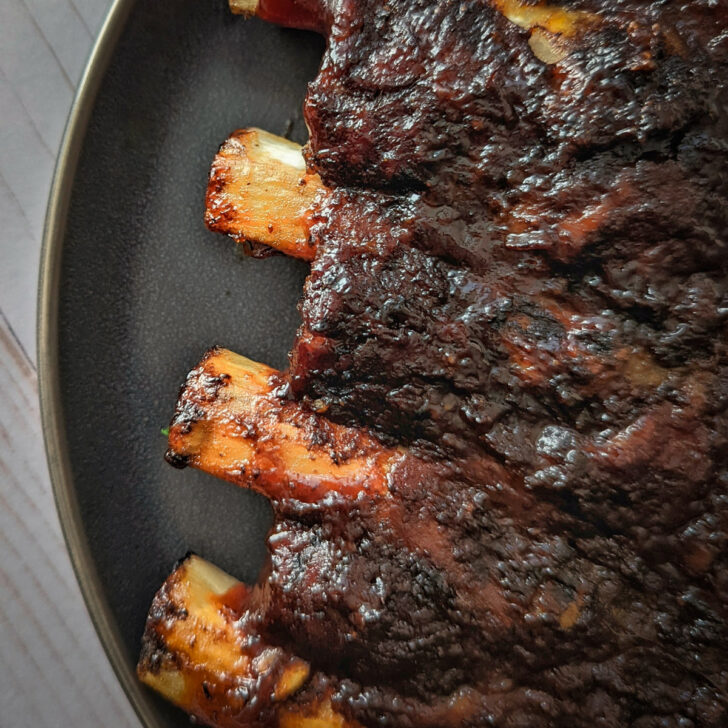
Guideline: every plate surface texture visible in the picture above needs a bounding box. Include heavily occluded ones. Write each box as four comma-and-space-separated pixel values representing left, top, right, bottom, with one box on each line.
39, 1, 324, 725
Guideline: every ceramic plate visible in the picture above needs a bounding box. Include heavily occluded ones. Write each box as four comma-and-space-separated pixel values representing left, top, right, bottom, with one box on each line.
38, 1, 323, 724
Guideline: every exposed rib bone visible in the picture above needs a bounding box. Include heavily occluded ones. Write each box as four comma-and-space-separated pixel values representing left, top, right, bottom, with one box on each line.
166, 348, 402, 503
138, 554, 357, 728
205, 129, 324, 261
229, 0, 258, 15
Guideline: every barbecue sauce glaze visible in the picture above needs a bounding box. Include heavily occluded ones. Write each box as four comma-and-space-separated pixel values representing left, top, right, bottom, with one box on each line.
193, 1, 728, 725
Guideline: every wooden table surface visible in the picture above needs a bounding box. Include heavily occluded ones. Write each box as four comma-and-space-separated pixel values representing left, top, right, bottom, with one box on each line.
1, 1, 140, 725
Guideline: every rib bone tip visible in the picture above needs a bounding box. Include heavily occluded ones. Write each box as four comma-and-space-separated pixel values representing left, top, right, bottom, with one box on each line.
229, 0, 259, 17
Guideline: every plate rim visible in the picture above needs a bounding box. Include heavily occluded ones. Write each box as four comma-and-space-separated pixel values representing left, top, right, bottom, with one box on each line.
37, 0, 163, 726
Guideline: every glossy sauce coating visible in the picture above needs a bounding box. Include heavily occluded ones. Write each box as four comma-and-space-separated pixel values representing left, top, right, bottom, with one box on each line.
155, 0, 728, 726
285, 0, 728, 724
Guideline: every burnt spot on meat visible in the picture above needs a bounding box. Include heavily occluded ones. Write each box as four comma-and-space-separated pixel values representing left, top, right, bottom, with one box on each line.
145, 0, 728, 725
275, 0, 728, 723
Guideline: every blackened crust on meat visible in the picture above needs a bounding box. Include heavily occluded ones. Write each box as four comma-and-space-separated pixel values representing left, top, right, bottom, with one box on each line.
163, 1, 728, 726
276, 0, 728, 725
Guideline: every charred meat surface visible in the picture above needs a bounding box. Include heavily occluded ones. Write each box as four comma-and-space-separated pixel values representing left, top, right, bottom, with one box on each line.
141, 0, 728, 726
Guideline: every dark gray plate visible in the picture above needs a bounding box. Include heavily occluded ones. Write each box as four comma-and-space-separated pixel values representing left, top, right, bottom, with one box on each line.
38, 1, 324, 725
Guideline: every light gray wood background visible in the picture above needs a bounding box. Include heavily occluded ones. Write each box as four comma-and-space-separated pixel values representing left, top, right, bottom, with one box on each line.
1, 0, 140, 725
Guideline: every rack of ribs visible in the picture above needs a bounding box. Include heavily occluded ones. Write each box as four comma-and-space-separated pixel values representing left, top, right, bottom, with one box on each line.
138, 0, 728, 725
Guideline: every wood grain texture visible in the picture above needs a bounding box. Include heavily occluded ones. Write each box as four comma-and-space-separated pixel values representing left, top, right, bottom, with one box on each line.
0, 0, 140, 725
0, 0, 111, 360
0, 316, 140, 727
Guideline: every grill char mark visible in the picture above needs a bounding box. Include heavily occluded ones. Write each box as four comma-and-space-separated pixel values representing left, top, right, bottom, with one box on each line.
143, 0, 728, 725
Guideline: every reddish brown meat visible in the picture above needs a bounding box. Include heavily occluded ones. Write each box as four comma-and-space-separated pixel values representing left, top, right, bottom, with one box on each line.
151, 0, 728, 726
